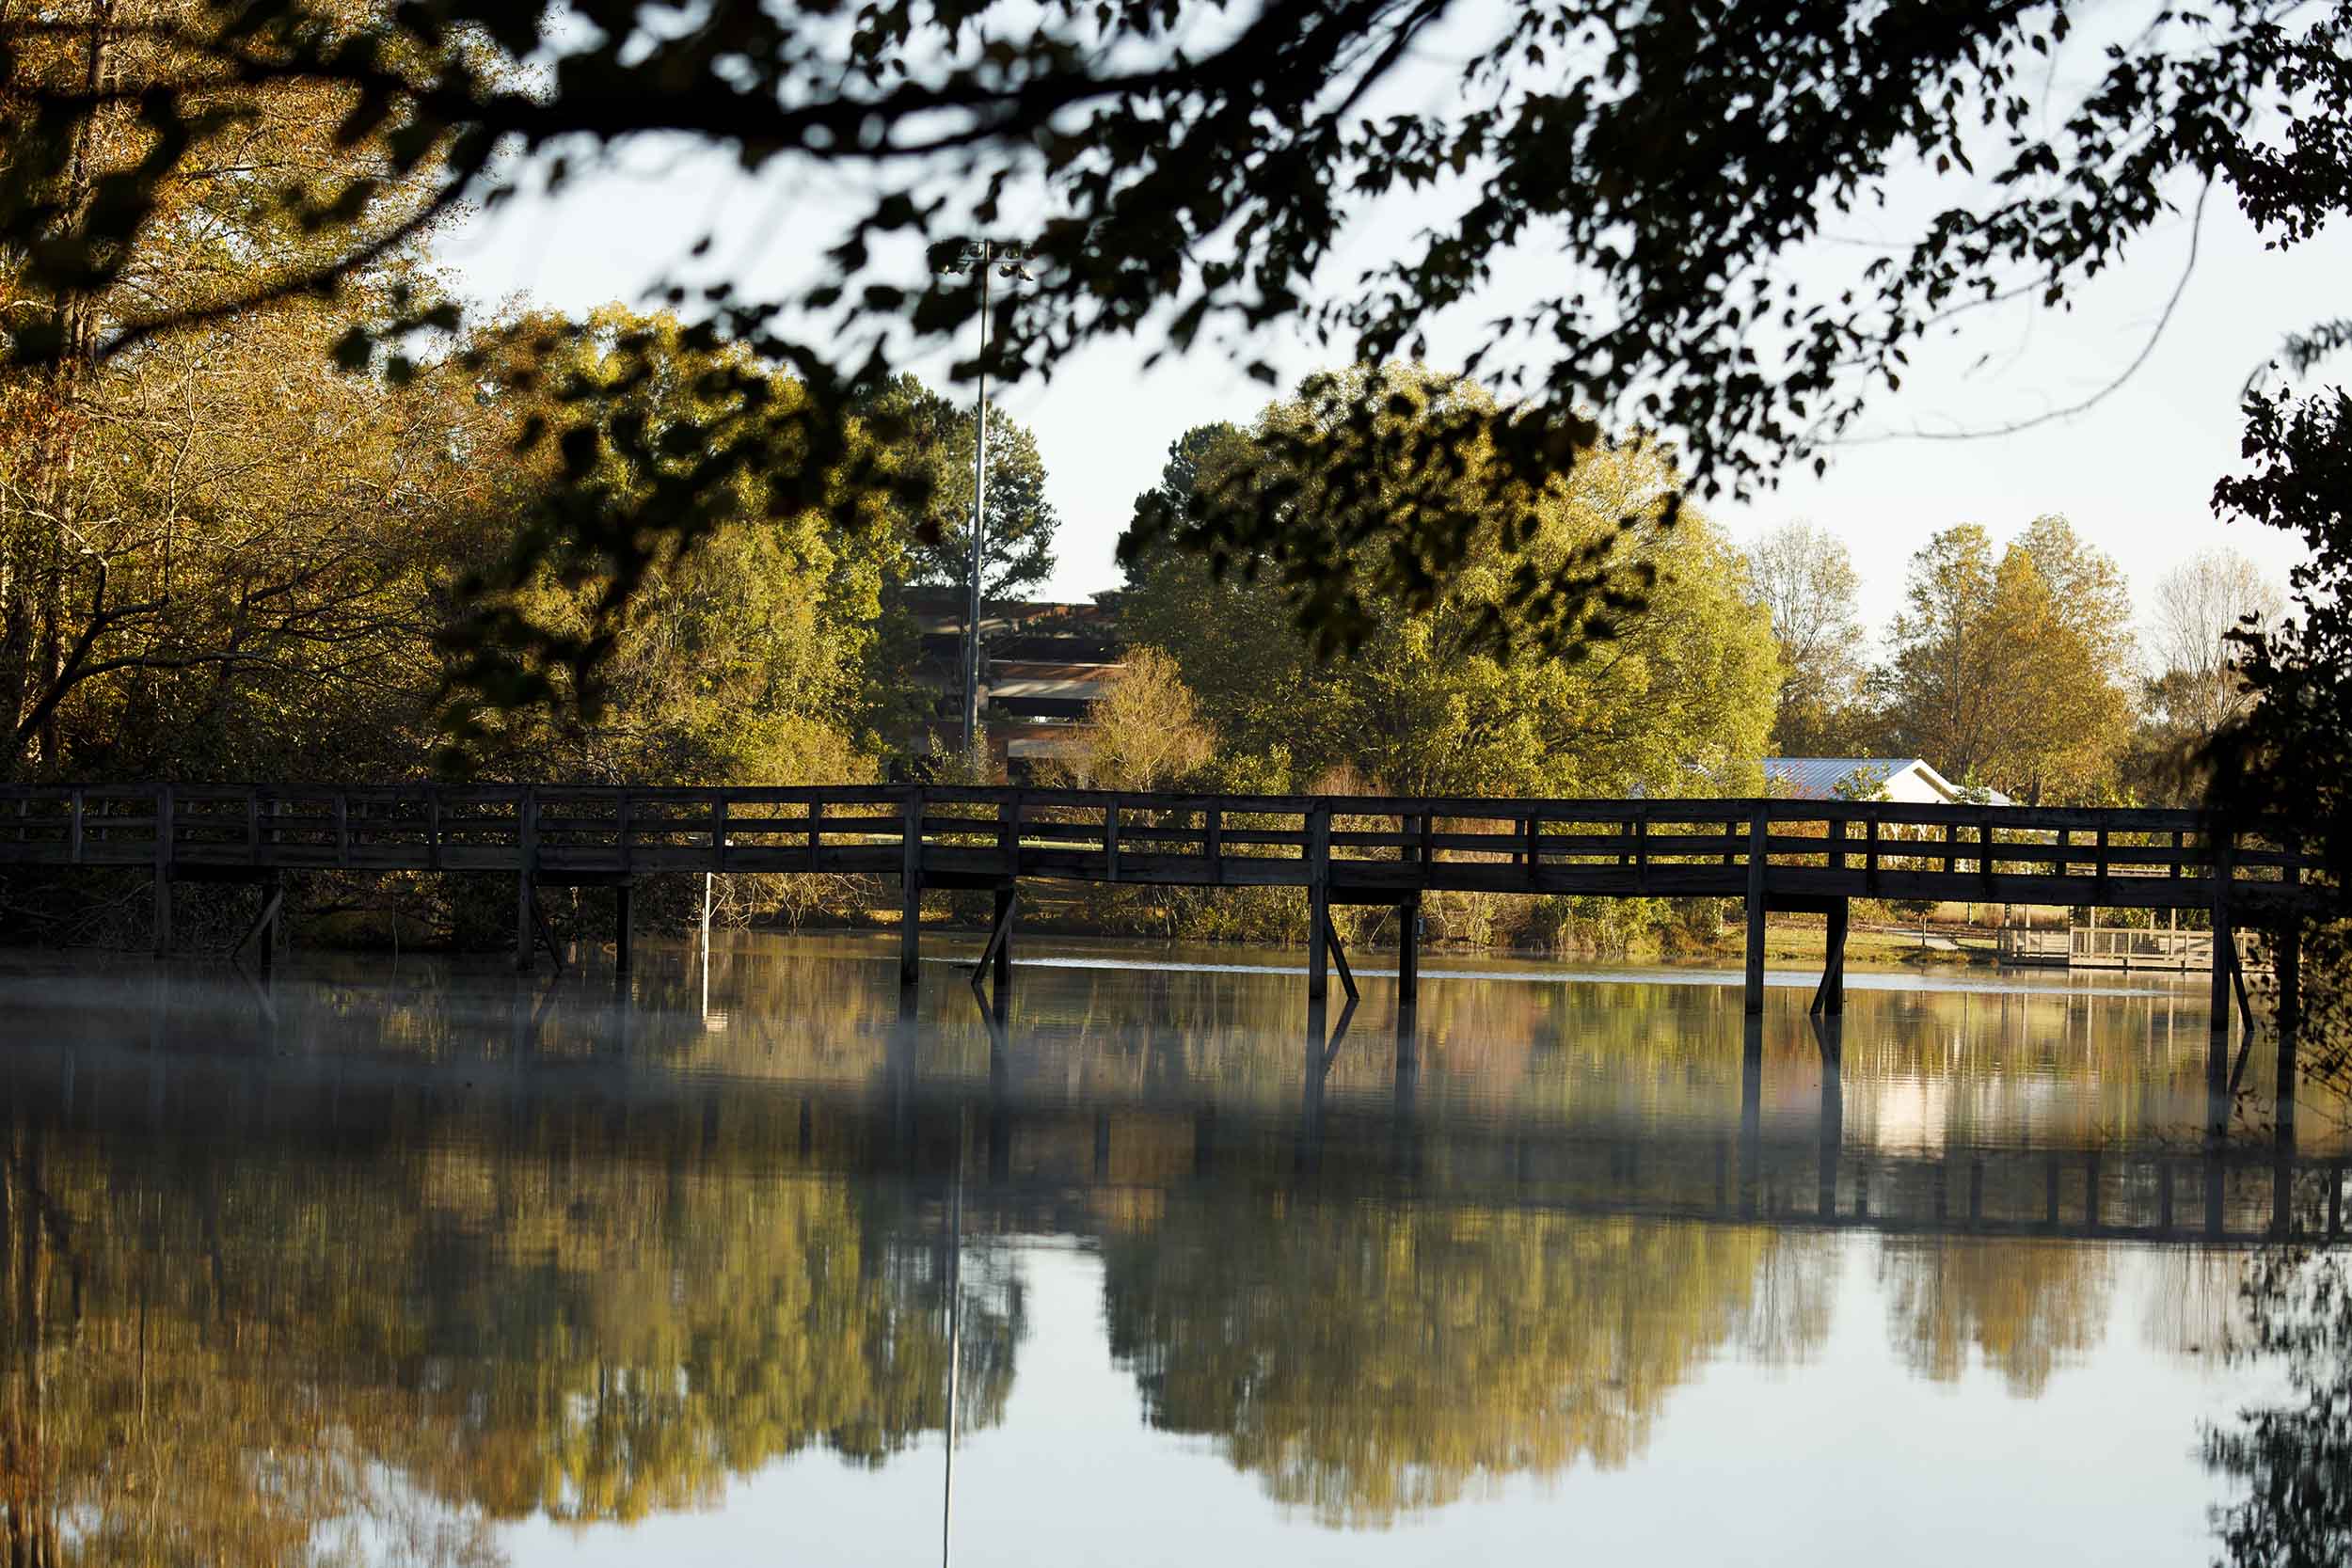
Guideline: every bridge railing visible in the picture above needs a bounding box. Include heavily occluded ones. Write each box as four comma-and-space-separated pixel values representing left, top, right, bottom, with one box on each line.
0, 783, 2320, 903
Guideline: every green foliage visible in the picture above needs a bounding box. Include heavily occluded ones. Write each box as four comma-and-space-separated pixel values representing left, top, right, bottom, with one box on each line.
1125, 372, 1779, 800
434, 308, 919, 771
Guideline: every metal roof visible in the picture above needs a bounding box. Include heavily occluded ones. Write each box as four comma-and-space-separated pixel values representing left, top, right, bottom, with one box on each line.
1763, 757, 2011, 804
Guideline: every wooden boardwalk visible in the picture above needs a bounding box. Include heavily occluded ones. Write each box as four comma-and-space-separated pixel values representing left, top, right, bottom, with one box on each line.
0, 782, 2321, 1033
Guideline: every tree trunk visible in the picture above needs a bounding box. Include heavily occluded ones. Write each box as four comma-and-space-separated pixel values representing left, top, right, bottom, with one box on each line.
1, 2, 115, 781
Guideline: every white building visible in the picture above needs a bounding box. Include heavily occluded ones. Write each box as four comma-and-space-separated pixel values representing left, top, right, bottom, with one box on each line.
1762, 757, 2013, 806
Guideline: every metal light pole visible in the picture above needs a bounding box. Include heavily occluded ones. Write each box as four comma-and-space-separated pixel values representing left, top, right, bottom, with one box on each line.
935, 241, 1031, 758
966, 244, 990, 757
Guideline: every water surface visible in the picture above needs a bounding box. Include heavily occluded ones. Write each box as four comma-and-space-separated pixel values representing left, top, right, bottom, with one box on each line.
0, 933, 2333, 1565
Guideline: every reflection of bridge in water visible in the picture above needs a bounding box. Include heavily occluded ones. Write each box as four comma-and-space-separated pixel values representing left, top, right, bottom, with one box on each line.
10, 963, 2330, 1248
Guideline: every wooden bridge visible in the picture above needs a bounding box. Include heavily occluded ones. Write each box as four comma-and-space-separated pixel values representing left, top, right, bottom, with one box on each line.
0, 781, 2321, 1033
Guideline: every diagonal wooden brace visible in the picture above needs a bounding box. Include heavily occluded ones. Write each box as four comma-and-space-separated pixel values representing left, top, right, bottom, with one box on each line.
1322, 907, 1359, 1005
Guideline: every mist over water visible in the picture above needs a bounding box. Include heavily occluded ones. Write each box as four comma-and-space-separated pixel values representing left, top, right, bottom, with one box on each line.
0, 933, 2328, 1565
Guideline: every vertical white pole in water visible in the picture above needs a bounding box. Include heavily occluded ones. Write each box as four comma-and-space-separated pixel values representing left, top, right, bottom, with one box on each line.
943, 1112, 965, 1568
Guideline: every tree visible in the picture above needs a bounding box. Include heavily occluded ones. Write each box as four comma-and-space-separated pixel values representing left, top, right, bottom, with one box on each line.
436, 307, 910, 783
1065, 646, 1216, 791
1878, 1238, 2113, 1398
1102, 1194, 1813, 1526
2149, 547, 2282, 740
2202, 1252, 2352, 1568
1746, 521, 1869, 754
6, 1, 2344, 681
2205, 385, 2352, 1087
2, 1099, 1026, 1555
1125, 370, 1779, 799
1877, 517, 2137, 803
858, 373, 1059, 603
0, 1, 461, 779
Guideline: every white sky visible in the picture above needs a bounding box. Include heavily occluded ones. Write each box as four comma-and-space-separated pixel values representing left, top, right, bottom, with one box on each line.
434, 14, 2348, 662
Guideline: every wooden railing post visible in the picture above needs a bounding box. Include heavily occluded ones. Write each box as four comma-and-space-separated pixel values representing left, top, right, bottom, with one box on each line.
1000, 789, 1024, 878
1523, 812, 1538, 887
714, 795, 730, 872
1634, 806, 1649, 894
334, 791, 350, 868
425, 788, 440, 870
1206, 804, 1222, 882
69, 788, 84, 864
806, 798, 821, 872
616, 790, 633, 872
1104, 796, 1121, 882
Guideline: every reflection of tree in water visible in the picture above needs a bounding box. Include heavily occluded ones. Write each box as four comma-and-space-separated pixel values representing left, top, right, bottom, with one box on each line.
1877, 1237, 2112, 1396
0, 1123, 1019, 1563
1101, 1196, 1831, 1527
2203, 1251, 2352, 1568
2140, 1248, 2258, 1361
1737, 1228, 1841, 1370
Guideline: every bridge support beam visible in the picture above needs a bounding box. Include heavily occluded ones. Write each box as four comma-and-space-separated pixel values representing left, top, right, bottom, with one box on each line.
614, 879, 633, 978
2208, 885, 2234, 1120
1742, 811, 1767, 1016
992, 883, 1014, 996
257, 875, 280, 979
233, 873, 285, 979
514, 872, 534, 974
1814, 1013, 1843, 1220
152, 872, 173, 957
514, 786, 539, 974
1738, 1015, 1764, 1215
151, 784, 175, 956
1397, 897, 1420, 1008
2278, 922, 2301, 1146
1809, 899, 1849, 1017
899, 790, 924, 990
972, 883, 1015, 1007
1305, 803, 1331, 1004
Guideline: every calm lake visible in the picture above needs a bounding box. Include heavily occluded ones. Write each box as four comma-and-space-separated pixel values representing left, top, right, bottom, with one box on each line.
2, 932, 2336, 1566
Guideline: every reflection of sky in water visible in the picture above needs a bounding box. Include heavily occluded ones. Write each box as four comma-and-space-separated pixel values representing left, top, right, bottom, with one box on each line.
0, 932, 2323, 1565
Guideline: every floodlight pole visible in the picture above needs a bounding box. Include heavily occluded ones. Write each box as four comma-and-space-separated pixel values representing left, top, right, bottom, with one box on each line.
964, 241, 990, 758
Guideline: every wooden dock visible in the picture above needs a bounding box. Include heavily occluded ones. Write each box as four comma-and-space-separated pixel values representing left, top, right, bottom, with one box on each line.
0, 782, 2321, 1040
